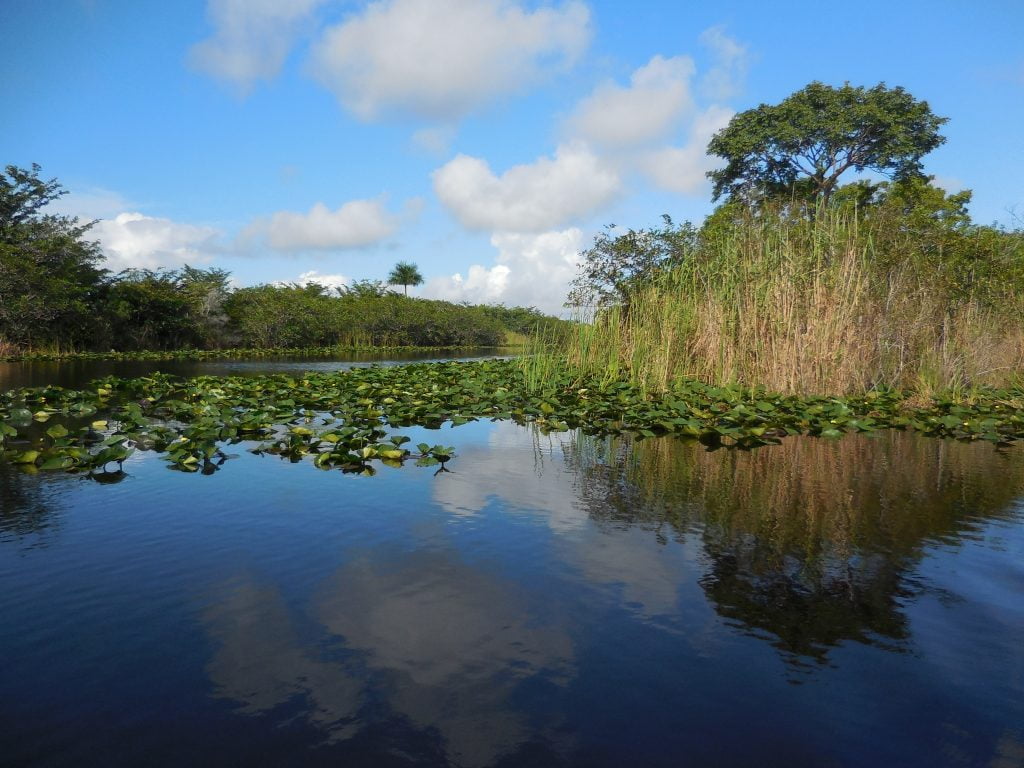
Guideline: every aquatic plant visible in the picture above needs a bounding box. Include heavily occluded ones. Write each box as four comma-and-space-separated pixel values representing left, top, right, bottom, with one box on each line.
2, 360, 1024, 477
0, 344, 512, 364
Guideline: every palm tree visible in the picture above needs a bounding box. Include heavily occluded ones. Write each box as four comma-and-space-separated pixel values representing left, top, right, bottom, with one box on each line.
387, 261, 423, 297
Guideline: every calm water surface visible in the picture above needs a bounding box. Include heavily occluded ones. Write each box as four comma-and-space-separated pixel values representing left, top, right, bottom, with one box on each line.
2, 420, 1023, 767
0, 348, 510, 390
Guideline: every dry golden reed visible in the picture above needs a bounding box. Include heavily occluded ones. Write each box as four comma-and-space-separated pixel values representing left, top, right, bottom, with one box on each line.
550, 209, 1024, 395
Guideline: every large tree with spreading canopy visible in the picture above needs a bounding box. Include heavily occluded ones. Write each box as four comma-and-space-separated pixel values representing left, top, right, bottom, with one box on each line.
707, 82, 948, 206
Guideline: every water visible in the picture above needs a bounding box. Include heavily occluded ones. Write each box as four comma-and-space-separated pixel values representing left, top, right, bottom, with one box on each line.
0, 348, 510, 391
2, 420, 1023, 766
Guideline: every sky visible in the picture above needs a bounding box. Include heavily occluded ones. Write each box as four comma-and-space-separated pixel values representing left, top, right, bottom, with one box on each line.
3, 0, 1022, 314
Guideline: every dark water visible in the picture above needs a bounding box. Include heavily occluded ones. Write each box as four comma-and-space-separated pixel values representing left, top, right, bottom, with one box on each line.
2, 422, 1023, 767
0, 348, 510, 391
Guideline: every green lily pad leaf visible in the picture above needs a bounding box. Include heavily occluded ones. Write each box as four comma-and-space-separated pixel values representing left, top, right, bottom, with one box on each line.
40, 455, 75, 470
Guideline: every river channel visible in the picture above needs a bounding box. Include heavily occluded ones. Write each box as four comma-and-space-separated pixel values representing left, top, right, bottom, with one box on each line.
1, 356, 1022, 767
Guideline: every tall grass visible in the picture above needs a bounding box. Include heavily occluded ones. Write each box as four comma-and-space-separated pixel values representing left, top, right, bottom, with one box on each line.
541, 208, 1024, 395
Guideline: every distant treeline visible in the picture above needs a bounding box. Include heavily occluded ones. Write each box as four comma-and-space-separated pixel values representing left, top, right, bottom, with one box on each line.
0, 164, 566, 353
1, 265, 567, 352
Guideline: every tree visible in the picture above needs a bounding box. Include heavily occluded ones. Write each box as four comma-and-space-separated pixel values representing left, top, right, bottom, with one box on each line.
567, 215, 698, 310
99, 266, 234, 350
340, 278, 392, 299
0, 164, 106, 348
707, 82, 948, 207
387, 261, 423, 297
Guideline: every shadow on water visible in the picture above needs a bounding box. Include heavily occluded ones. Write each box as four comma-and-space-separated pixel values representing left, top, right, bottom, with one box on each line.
565, 430, 1024, 664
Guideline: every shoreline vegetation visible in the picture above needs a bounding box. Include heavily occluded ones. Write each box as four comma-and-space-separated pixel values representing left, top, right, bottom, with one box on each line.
0, 274, 568, 357
0, 343, 519, 364
537, 199, 1024, 399
4, 82, 1024, 478
0, 164, 567, 355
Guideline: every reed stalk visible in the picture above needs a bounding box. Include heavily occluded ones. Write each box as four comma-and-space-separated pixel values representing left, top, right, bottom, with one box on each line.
534, 208, 1024, 396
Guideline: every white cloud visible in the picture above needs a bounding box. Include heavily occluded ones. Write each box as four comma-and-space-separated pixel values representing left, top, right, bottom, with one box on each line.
422, 228, 583, 314
636, 105, 734, 195
433, 144, 619, 232
189, 0, 325, 94
279, 270, 351, 291
92, 213, 222, 272
698, 26, 748, 101
564, 55, 696, 148
308, 0, 590, 121
246, 199, 400, 252
553, 29, 747, 199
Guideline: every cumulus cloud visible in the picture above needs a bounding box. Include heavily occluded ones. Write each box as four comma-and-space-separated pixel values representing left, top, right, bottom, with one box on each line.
551, 28, 747, 199
564, 55, 696, 148
92, 213, 222, 272
189, 0, 325, 94
698, 26, 748, 101
308, 0, 590, 121
245, 199, 400, 252
422, 228, 583, 314
279, 270, 351, 291
636, 105, 734, 195
433, 144, 619, 232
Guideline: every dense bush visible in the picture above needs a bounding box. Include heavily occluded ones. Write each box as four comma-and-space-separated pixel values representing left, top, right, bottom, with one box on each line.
222, 285, 509, 348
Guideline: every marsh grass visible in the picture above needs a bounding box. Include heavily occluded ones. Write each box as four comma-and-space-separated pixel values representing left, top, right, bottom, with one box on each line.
537, 209, 1024, 396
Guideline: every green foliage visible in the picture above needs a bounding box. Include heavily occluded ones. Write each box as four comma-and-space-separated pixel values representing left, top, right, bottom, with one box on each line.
386, 261, 424, 296
222, 284, 514, 348
477, 304, 569, 340
6, 359, 1024, 476
567, 215, 698, 309
223, 283, 350, 348
100, 267, 232, 350
341, 279, 393, 298
0, 164, 562, 353
707, 82, 948, 206
0, 164, 106, 347
855, 178, 1024, 305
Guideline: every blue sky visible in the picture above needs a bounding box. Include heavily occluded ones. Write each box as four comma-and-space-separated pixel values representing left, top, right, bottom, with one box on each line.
3, 0, 1022, 313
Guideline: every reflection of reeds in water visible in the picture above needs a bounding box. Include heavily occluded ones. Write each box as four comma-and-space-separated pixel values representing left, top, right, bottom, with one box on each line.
575, 431, 1024, 558
565, 432, 1024, 660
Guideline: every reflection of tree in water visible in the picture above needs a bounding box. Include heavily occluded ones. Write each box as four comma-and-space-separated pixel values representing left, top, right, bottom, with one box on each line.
0, 464, 69, 544
566, 431, 1024, 662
